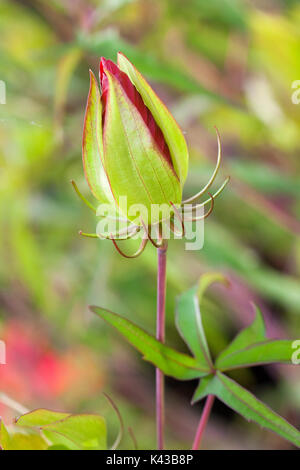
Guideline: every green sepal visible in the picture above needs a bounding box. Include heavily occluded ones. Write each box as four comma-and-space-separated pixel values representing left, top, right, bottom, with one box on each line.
82, 70, 113, 204
102, 70, 181, 223
118, 52, 189, 185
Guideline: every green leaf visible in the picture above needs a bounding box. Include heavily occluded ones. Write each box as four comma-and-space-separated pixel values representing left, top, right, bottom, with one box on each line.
1, 419, 48, 450
0, 420, 10, 450
17, 409, 107, 450
17, 409, 70, 427
176, 273, 229, 369
193, 372, 300, 448
176, 286, 212, 368
197, 272, 230, 303
216, 339, 299, 371
191, 374, 215, 402
216, 303, 266, 364
47, 444, 70, 450
5, 433, 48, 450
42, 430, 79, 450
91, 306, 210, 380
42, 415, 107, 450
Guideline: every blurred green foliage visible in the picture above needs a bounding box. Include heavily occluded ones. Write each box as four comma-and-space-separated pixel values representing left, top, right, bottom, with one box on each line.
0, 0, 299, 449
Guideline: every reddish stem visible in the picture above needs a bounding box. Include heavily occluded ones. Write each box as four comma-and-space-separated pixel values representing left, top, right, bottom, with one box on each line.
156, 241, 168, 450
192, 394, 215, 450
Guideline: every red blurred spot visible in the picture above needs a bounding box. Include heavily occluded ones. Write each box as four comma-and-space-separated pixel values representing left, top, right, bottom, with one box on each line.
0, 321, 104, 423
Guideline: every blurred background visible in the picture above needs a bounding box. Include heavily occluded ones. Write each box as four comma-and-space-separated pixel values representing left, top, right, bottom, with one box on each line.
0, 0, 299, 449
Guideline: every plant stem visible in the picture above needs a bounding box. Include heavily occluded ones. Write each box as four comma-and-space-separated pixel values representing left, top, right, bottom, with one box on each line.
156, 240, 168, 450
192, 394, 215, 450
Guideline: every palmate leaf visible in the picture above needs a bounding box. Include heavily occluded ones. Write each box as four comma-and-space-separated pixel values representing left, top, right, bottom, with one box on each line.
217, 303, 266, 363
16, 409, 107, 450
192, 372, 300, 448
215, 304, 299, 370
216, 339, 298, 371
91, 306, 211, 380
92, 290, 299, 448
176, 273, 229, 369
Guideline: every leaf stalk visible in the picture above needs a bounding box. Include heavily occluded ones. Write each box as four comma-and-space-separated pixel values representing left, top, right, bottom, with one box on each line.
192, 394, 215, 450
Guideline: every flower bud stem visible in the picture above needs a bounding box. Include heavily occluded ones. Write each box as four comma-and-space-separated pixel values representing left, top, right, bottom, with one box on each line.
156, 239, 168, 450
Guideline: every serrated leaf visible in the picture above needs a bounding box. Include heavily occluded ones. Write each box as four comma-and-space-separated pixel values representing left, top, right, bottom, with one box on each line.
216, 339, 299, 371
176, 273, 229, 369
193, 372, 300, 448
216, 303, 266, 365
91, 306, 210, 380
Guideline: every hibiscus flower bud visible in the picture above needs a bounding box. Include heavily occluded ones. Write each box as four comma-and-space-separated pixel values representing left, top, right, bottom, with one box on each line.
82, 52, 189, 225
